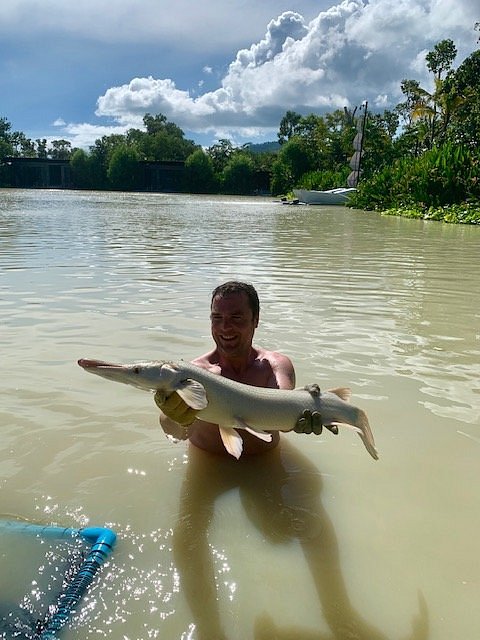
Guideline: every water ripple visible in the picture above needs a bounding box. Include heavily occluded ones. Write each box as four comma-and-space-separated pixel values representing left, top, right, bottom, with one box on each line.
1, 190, 480, 640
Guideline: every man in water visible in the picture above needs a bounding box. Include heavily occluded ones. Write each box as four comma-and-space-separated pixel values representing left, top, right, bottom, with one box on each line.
155, 281, 389, 640
155, 280, 323, 449
155, 281, 378, 640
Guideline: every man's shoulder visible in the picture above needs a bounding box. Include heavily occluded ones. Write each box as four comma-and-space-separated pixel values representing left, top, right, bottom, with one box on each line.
191, 351, 220, 373
254, 347, 296, 389
255, 346, 293, 368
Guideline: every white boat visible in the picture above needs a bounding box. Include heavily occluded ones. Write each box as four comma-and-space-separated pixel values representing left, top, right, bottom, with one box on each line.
293, 187, 356, 205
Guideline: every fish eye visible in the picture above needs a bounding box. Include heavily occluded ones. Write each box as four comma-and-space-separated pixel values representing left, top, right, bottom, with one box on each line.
133, 367, 140, 374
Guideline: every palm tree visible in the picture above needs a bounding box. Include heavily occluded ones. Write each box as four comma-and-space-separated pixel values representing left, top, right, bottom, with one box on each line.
410, 39, 463, 149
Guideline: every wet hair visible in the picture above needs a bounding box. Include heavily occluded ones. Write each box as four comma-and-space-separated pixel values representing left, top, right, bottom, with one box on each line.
211, 281, 260, 320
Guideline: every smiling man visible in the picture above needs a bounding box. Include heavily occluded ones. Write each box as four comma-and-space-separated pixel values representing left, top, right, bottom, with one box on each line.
155, 280, 323, 455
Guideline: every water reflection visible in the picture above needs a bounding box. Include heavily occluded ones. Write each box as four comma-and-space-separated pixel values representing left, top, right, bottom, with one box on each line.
174, 442, 428, 640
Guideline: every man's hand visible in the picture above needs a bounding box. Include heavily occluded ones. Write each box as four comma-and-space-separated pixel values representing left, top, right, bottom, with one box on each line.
154, 391, 198, 426
294, 409, 323, 435
294, 410, 339, 436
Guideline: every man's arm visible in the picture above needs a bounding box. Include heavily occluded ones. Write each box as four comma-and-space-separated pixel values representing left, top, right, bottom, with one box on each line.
266, 351, 296, 390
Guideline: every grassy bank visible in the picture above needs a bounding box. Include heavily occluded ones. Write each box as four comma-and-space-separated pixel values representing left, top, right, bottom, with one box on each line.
377, 201, 480, 224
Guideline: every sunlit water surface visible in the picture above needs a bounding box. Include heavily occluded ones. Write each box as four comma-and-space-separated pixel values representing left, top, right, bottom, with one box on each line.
0, 189, 479, 639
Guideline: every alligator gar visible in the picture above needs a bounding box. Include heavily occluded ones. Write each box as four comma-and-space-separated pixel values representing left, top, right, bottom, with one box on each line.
78, 358, 378, 460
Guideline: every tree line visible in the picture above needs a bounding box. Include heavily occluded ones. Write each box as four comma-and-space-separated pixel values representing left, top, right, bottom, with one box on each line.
1, 34, 479, 222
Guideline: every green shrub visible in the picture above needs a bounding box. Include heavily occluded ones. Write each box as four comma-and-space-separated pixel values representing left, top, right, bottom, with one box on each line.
350, 142, 480, 213
299, 168, 349, 191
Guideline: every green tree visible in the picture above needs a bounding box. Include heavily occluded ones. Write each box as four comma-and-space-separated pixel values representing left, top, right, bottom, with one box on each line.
36, 139, 48, 158
443, 49, 480, 149
0, 138, 11, 160
275, 108, 366, 188
184, 149, 217, 193
0, 117, 12, 139
49, 139, 72, 159
89, 134, 127, 188
139, 113, 198, 160
0, 122, 13, 174
0, 117, 14, 157
397, 80, 422, 127
275, 135, 313, 185
222, 153, 255, 194
10, 131, 35, 156
270, 157, 292, 196
143, 113, 168, 135
358, 109, 399, 179
206, 139, 235, 173
70, 148, 96, 189
107, 145, 141, 190
278, 110, 303, 144
410, 39, 459, 148
425, 39, 457, 81
324, 109, 357, 169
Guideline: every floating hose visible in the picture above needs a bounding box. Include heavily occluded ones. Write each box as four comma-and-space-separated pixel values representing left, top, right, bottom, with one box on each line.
0, 520, 117, 639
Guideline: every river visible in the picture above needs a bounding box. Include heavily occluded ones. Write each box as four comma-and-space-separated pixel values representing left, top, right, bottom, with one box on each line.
0, 189, 479, 639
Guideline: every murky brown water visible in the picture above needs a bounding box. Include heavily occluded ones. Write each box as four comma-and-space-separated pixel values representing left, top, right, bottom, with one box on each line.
1, 189, 479, 639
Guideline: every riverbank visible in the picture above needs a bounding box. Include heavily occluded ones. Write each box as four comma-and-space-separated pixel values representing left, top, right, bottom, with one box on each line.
361, 201, 480, 225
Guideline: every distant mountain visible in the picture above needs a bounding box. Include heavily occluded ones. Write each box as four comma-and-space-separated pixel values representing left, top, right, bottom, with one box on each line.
245, 141, 280, 154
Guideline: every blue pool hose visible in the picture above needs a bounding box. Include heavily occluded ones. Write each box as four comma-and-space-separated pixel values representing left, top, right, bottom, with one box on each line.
0, 520, 117, 639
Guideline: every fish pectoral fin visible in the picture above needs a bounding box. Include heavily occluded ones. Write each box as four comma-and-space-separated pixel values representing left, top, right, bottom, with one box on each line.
219, 427, 243, 459
245, 428, 272, 443
234, 418, 272, 443
328, 387, 352, 402
329, 421, 362, 435
175, 378, 208, 410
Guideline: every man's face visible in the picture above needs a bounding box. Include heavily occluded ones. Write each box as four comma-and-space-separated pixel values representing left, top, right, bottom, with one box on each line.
210, 292, 258, 359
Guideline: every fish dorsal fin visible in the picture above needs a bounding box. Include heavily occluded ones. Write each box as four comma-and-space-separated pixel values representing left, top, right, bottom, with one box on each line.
175, 379, 208, 410
328, 387, 352, 402
219, 427, 243, 459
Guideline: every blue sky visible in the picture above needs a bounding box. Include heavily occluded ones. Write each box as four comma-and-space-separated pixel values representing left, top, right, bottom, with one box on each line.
1, 0, 478, 149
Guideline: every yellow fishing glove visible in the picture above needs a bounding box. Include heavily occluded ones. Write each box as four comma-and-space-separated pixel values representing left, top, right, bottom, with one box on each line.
154, 390, 198, 426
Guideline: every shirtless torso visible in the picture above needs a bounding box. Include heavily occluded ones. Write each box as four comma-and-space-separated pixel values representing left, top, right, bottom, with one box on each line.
188, 345, 295, 455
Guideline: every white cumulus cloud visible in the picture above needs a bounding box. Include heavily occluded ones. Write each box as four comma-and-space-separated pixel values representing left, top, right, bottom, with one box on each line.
62, 0, 478, 146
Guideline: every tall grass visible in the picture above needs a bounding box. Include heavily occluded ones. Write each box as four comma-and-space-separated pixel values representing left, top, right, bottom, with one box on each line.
351, 143, 480, 212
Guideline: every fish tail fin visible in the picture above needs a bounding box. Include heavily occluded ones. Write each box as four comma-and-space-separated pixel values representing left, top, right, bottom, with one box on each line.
355, 409, 379, 460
